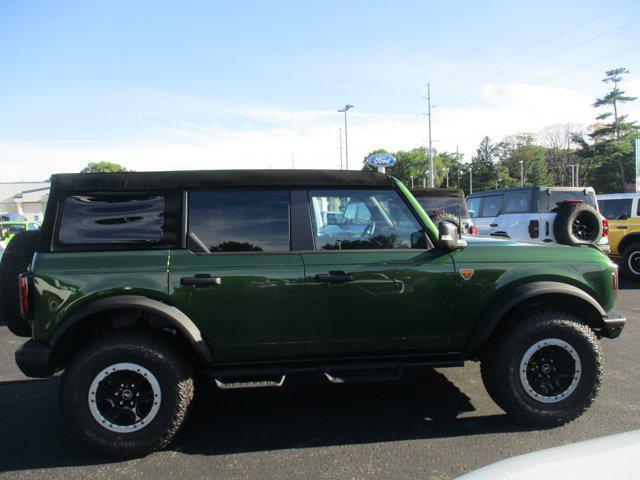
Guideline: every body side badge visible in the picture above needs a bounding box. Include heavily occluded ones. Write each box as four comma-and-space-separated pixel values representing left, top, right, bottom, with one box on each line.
459, 269, 475, 281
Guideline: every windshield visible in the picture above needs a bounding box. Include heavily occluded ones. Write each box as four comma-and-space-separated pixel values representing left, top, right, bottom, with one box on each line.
415, 196, 470, 218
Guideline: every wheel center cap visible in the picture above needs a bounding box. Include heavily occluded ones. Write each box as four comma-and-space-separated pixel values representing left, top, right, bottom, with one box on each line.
541, 364, 551, 374
121, 389, 133, 400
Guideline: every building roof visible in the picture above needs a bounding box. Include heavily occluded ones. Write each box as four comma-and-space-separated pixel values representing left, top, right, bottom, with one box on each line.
0, 182, 50, 204
50, 169, 393, 191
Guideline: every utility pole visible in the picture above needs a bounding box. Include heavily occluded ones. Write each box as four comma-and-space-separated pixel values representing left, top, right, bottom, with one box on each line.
427, 83, 434, 187
410, 175, 414, 188
469, 165, 473, 194
338, 104, 354, 170
569, 164, 580, 186
519, 160, 524, 186
456, 146, 460, 189
444, 168, 449, 188
338, 128, 343, 170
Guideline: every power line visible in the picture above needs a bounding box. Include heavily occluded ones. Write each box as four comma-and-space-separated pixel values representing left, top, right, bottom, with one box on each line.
438, 42, 640, 109
434, 16, 640, 98
370, 1, 639, 118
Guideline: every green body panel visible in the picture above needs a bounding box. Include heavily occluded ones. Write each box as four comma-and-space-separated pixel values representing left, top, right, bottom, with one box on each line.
30, 251, 170, 341
302, 250, 454, 357
448, 236, 617, 350
168, 249, 306, 363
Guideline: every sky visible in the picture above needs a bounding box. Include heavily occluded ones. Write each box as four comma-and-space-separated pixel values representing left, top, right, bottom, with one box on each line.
1, 0, 640, 181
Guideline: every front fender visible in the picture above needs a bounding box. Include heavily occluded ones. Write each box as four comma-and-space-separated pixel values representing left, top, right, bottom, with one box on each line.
466, 281, 606, 353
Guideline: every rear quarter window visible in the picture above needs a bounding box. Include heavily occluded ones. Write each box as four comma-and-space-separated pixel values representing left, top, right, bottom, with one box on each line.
58, 195, 165, 245
504, 191, 531, 213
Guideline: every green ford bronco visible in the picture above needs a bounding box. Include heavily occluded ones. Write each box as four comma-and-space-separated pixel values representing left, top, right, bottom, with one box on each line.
1, 169, 625, 457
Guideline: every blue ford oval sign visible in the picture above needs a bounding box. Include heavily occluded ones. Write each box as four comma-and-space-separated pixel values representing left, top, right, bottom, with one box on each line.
366, 153, 397, 168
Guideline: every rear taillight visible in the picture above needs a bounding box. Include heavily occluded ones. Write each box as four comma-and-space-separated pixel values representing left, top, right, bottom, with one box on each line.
602, 219, 609, 237
18, 273, 33, 318
528, 220, 540, 238
470, 226, 478, 235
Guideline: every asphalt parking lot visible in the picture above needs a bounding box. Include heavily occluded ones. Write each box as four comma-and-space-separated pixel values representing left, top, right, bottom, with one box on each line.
0, 279, 638, 480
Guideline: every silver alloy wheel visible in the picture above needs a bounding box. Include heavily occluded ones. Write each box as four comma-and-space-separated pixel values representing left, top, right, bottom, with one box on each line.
519, 338, 581, 404
88, 362, 162, 433
628, 251, 640, 275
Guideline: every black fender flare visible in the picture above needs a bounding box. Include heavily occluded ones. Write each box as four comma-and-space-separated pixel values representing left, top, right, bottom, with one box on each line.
466, 281, 606, 353
49, 295, 214, 364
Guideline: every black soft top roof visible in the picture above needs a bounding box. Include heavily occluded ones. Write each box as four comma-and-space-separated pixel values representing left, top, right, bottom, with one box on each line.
50, 169, 393, 191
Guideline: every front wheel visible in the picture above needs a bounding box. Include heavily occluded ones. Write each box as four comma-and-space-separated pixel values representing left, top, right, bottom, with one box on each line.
60, 328, 194, 457
480, 309, 602, 427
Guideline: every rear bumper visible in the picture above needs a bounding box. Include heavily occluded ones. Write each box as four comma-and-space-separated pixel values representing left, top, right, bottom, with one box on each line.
601, 311, 626, 339
14, 339, 56, 378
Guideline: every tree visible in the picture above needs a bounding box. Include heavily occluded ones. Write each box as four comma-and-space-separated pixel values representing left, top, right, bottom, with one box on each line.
497, 134, 552, 187
538, 124, 582, 186
81, 161, 130, 173
469, 136, 498, 191
589, 68, 638, 190
361, 147, 461, 188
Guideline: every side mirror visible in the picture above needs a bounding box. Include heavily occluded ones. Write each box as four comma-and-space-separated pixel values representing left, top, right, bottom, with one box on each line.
438, 222, 467, 251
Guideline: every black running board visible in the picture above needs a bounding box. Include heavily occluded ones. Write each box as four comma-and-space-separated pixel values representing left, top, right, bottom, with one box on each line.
204, 357, 464, 390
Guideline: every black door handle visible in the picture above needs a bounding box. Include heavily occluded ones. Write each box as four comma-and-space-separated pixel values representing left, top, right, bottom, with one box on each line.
180, 275, 221, 287
315, 271, 354, 283
490, 223, 499, 227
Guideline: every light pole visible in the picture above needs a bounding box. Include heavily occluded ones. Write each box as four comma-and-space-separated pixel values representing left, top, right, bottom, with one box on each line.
469, 165, 473, 194
519, 160, 524, 186
338, 104, 354, 170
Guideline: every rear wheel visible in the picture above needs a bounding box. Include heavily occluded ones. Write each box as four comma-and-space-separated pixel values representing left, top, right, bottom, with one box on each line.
60, 328, 194, 457
0, 230, 40, 336
481, 309, 602, 427
621, 242, 640, 281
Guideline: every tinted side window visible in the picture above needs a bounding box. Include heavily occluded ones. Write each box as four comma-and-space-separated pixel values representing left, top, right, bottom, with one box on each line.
599, 199, 632, 220
467, 197, 480, 218
188, 190, 290, 252
481, 195, 503, 217
59, 195, 164, 244
309, 189, 424, 250
504, 191, 531, 213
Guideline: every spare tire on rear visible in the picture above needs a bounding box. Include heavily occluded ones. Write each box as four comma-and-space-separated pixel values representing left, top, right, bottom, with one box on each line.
429, 212, 461, 231
553, 202, 602, 246
0, 230, 40, 337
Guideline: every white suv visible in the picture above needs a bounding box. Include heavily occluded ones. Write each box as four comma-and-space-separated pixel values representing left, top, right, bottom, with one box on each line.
466, 186, 609, 252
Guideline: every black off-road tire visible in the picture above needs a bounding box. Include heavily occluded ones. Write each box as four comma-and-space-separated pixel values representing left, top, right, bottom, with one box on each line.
430, 212, 461, 230
480, 309, 602, 427
0, 230, 40, 336
60, 328, 194, 457
553, 202, 602, 246
621, 242, 640, 281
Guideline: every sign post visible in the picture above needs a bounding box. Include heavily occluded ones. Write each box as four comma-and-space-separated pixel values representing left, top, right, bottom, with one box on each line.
635, 138, 640, 192
366, 153, 397, 173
